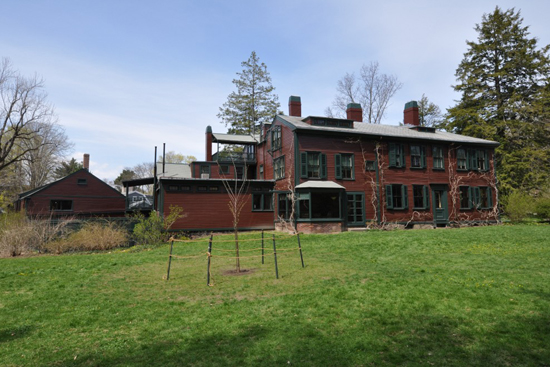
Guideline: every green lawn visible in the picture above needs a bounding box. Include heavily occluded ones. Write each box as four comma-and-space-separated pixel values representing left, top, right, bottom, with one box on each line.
1, 225, 549, 366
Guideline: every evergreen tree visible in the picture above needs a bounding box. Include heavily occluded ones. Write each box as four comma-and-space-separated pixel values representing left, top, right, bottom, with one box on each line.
53, 158, 83, 180
218, 51, 280, 135
114, 169, 136, 186
443, 7, 550, 194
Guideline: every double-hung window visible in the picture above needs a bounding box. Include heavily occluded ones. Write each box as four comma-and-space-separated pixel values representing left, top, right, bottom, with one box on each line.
389, 143, 405, 168
385, 184, 408, 210
433, 146, 444, 170
252, 193, 273, 211
460, 186, 472, 209
410, 145, 426, 169
271, 126, 282, 151
412, 185, 430, 210
274, 156, 285, 180
300, 152, 327, 179
335, 153, 354, 179
457, 149, 467, 170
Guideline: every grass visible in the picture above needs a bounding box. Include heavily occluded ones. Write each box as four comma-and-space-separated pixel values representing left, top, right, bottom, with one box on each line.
1, 225, 549, 366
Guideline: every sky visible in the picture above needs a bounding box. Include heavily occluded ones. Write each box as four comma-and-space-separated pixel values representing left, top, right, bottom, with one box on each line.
2, 0, 550, 181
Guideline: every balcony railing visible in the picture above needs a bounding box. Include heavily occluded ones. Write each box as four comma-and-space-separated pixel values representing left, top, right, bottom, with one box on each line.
212, 151, 256, 163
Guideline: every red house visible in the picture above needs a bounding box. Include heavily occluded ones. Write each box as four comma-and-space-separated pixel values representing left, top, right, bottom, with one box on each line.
15, 156, 126, 218
126, 96, 499, 233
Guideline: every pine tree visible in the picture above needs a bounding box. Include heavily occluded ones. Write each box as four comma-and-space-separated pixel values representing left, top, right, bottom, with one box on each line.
418, 94, 442, 127
54, 158, 83, 180
218, 51, 280, 135
443, 7, 550, 194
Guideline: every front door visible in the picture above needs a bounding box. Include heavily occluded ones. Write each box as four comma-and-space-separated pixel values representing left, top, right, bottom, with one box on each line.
346, 193, 365, 226
431, 186, 449, 225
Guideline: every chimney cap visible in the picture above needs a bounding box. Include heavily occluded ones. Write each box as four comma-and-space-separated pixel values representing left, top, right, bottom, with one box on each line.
206, 125, 212, 133
289, 95, 301, 102
404, 101, 418, 110
346, 103, 362, 110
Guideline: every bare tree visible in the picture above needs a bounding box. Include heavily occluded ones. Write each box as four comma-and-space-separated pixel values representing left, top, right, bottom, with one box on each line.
326, 62, 402, 124
0, 58, 59, 173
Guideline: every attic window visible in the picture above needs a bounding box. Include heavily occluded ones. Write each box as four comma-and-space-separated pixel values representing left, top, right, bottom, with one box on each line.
77, 178, 87, 185
309, 117, 353, 129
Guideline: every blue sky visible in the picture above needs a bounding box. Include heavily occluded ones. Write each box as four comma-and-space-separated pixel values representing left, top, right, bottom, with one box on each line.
2, 0, 550, 180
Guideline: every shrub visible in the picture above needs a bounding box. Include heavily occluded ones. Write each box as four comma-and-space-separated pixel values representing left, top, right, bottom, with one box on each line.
535, 197, 550, 220
47, 221, 128, 254
502, 191, 535, 223
0, 213, 73, 257
132, 205, 185, 247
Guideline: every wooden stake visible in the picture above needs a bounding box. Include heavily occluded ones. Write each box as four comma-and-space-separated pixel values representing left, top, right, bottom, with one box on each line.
207, 234, 213, 286
297, 233, 305, 268
166, 240, 174, 280
272, 234, 279, 279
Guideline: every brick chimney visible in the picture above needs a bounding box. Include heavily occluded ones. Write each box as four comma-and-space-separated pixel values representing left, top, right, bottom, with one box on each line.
289, 96, 301, 117
404, 101, 420, 126
205, 125, 213, 161
346, 103, 363, 122
83, 153, 90, 170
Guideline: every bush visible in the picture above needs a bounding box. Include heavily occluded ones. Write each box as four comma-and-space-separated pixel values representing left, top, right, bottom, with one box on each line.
47, 221, 128, 254
132, 206, 184, 247
535, 197, 550, 220
0, 213, 73, 257
502, 191, 535, 223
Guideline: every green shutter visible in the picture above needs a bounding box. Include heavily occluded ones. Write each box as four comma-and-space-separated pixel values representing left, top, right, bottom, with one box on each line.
399, 145, 405, 168
470, 150, 478, 171
483, 150, 489, 171
321, 153, 327, 179
300, 152, 307, 178
389, 143, 396, 167
487, 187, 493, 208
386, 185, 393, 209
402, 185, 408, 209
468, 186, 473, 209
335, 154, 342, 179
423, 185, 430, 209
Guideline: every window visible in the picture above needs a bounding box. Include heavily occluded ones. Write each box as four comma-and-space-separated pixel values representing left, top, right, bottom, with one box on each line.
77, 178, 87, 185
200, 165, 210, 177
181, 186, 191, 191
274, 156, 285, 180
433, 146, 444, 170
168, 185, 179, 191
456, 149, 467, 170
389, 143, 405, 168
412, 185, 430, 210
208, 186, 219, 192
197, 186, 207, 192
347, 193, 365, 225
410, 145, 426, 169
278, 192, 290, 219
219, 165, 230, 175
459, 186, 471, 209
385, 184, 408, 210
259, 165, 264, 180
364, 160, 376, 171
252, 193, 273, 211
335, 154, 354, 179
298, 191, 341, 219
235, 166, 244, 180
300, 152, 327, 179
50, 200, 72, 211
473, 187, 492, 209
271, 126, 282, 151
477, 150, 488, 171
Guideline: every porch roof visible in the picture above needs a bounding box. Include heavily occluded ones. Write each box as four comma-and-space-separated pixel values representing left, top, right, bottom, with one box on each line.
295, 181, 345, 190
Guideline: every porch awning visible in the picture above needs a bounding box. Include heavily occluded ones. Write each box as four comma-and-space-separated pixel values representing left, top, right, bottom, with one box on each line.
295, 181, 345, 190
212, 133, 258, 144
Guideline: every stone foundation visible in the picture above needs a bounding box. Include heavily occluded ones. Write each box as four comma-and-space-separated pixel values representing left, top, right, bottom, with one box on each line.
297, 222, 343, 234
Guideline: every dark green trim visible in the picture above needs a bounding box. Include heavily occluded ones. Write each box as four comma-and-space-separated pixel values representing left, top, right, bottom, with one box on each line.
375, 146, 381, 225
294, 130, 300, 187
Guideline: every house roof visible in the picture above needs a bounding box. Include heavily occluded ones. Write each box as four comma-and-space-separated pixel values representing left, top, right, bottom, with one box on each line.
212, 133, 258, 144
277, 115, 500, 147
17, 169, 124, 201
295, 181, 345, 190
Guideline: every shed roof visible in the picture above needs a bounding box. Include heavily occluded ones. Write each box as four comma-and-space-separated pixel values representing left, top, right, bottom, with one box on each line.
212, 133, 258, 144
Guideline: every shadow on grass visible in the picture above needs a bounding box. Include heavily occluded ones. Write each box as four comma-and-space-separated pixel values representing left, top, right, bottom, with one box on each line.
0, 325, 34, 344
61, 324, 355, 367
